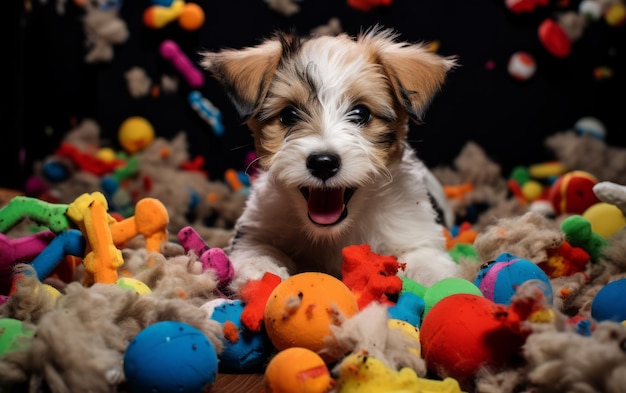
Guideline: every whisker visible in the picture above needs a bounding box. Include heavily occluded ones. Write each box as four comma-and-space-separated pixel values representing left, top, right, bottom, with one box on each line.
230, 144, 255, 151
244, 156, 263, 176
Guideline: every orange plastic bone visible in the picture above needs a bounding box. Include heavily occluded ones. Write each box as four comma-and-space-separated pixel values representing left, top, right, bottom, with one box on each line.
110, 197, 169, 255
67, 192, 123, 286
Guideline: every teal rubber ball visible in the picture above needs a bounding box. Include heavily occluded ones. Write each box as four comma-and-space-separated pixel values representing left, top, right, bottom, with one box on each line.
124, 321, 218, 393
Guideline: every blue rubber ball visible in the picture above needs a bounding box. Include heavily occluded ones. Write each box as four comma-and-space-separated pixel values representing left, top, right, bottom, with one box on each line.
124, 321, 218, 393
475, 252, 553, 305
591, 278, 626, 323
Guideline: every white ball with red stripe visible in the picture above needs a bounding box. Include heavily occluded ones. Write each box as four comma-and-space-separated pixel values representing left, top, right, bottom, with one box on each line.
508, 51, 536, 81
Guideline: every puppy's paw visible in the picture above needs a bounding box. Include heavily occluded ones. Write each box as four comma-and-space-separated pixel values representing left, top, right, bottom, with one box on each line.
228, 255, 291, 294
401, 247, 459, 287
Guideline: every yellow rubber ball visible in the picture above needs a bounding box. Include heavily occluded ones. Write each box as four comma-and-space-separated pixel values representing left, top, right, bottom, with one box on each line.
583, 202, 626, 239
116, 277, 152, 295
96, 147, 117, 163
264, 272, 359, 363
605, 3, 626, 27
388, 319, 421, 357
118, 117, 155, 154
264, 347, 332, 393
521, 180, 543, 202
33, 283, 61, 301
42, 284, 61, 300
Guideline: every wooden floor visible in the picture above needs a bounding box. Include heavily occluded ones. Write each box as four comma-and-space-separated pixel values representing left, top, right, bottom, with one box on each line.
209, 373, 265, 392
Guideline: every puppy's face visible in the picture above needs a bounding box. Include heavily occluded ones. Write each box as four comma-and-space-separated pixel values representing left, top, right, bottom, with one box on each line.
202, 29, 454, 235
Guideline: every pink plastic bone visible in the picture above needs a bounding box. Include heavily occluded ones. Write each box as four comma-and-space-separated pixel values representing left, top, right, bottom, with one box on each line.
0, 231, 56, 295
177, 226, 234, 286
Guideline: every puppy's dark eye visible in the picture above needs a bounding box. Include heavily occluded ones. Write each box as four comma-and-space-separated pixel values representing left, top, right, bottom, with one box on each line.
279, 107, 300, 126
347, 104, 372, 126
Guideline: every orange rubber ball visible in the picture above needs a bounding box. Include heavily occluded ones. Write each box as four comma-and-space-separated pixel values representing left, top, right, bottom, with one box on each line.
264, 272, 359, 363
178, 3, 205, 31
264, 347, 332, 393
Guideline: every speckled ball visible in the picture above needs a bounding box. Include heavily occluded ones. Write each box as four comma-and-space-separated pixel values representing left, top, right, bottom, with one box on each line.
123, 321, 218, 393
264, 272, 359, 363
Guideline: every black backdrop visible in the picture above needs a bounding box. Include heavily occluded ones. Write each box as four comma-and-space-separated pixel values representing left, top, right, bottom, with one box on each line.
4, 0, 626, 190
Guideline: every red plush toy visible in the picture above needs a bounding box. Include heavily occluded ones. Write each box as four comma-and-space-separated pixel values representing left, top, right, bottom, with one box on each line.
239, 272, 282, 331
540, 241, 590, 279
347, 0, 392, 12
341, 244, 404, 310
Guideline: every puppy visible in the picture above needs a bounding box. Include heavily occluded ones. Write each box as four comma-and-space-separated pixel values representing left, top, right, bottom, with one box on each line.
201, 27, 459, 291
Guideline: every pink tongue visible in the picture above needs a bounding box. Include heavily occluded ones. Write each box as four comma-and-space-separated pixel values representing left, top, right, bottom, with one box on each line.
307, 188, 345, 225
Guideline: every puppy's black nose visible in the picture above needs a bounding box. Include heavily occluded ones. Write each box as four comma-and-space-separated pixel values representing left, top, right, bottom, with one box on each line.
307, 153, 341, 181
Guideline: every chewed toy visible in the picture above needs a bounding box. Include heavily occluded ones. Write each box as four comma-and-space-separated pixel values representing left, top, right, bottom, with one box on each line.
66, 194, 170, 285
333, 350, 463, 393
239, 272, 282, 332
341, 244, 403, 310
188, 91, 224, 136
159, 40, 205, 88
0, 193, 170, 292
29, 230, 85, 282
388, 291, 424, 327
110, 197, 169, 255
205, 298, 273, 373
144, 0, 205, 31
0, 231, 57, 295
0, 196, 70, 234
177, 226, 233, 287
144, 0, 185, 29
66, 192, 123, 285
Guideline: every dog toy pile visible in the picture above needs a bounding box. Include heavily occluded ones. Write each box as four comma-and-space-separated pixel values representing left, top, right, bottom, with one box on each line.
1, 116, 625, 392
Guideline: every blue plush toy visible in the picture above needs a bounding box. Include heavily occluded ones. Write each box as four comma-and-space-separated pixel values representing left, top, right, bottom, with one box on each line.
474, 252, 553, 305
124, 321, 218, 393
207, 298, 274, 373
388, 291, 424, 327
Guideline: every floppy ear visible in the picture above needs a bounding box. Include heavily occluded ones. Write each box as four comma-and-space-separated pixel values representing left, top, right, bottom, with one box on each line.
200, 34, 289, 120
360, 29, 456, 123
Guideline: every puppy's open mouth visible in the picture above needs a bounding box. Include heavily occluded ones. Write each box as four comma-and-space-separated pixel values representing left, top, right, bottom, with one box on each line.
300, 187, 355, 226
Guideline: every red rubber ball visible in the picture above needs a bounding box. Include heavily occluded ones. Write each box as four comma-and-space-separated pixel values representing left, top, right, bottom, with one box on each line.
420, 294, 525, 388
548, 171, 600, 215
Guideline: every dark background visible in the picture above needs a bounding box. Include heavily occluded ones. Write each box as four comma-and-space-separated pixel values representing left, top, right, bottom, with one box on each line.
4, 0, 625, 190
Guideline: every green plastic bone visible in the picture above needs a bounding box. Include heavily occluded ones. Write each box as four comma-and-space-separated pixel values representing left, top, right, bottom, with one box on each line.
0, 196, 70, 234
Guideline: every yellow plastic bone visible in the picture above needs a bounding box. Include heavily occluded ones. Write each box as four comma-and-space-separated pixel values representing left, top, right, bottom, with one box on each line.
67, 192, 122, 286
